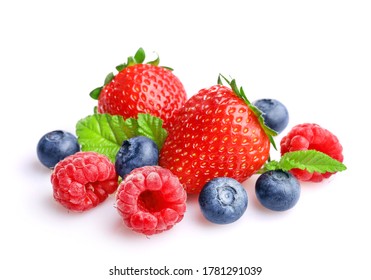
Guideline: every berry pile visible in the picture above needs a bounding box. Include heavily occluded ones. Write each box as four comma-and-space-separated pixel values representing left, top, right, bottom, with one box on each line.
36, 48, 346, 235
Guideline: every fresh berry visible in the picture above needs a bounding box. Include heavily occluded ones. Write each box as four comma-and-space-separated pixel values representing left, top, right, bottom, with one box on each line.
90, 48, 187, 129
51, 151, 118, 211
159, 76, 275, 194
280, 123, 344, 182
37, 130, 80, 169
115, 136, 159, 178
255, 170, 301, 211
253, 98, 289, 134
198, 177, 248, 224
115, 166, 187, 235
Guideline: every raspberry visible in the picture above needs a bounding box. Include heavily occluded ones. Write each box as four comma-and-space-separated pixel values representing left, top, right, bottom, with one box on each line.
115, 166, 187, 235
51, 151, 118, 211
280, 123, 344, 182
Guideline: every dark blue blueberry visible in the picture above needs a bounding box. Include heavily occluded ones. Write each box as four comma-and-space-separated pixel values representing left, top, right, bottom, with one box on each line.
255, 170, 300, 211
253, 98, 289, 134
37, 130, 80, 169
115, 136, 159, 178
198, 177, 248, 224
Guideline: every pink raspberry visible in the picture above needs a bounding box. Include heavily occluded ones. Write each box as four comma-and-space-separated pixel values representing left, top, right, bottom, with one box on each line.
280, 123, 344, 182
115, 166, 187, 235
51, 151, 118, 211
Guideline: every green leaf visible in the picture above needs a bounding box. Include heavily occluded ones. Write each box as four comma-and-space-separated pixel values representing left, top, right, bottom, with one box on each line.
136, 113, 168, 149
89, 87, 102, 100
161, 66, 173, 71
134, 47, 146, 63
76, 114, 131, 162
279, 150, 347, 173
76, 113, 168, 162
261, 160, 281, 172
259, 150, 347, 174
126, 56, 135, 67
120, 117, 139, 139
104, 72, 115, 85
115, 63, 126, 72
147, 55, 160, 67
90, 72, 114, 100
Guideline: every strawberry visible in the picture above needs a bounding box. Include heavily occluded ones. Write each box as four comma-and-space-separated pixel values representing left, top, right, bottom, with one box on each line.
90, 48, 187, 129
159, 75, 277, 194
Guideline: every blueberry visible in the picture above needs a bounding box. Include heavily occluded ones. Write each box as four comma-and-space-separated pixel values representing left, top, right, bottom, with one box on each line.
198, 177, 248, 224
115, 136, 159, 178
255, 170, 300, 211
253, 98, 289, 134
37, 130, 80, 169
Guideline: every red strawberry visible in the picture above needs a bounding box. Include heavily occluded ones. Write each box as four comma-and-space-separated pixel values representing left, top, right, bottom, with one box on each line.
90, 48, 187, 129
159, 75, 276, 194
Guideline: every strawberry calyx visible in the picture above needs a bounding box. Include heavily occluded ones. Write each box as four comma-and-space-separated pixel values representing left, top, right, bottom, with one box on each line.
218, 74, 278, 149
89, 48, 173, 100
115, 47, 162, 71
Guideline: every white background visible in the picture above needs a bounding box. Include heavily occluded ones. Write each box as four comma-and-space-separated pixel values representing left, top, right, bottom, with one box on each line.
1, 0, 370, 279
